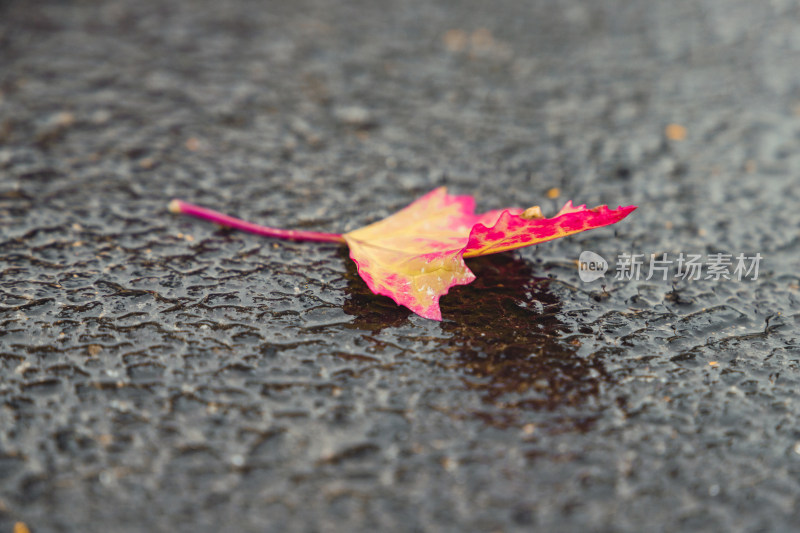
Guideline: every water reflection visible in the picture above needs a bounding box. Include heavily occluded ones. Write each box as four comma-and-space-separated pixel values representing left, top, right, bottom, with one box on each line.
342, 252, 615, 431
442, 255, 613, 430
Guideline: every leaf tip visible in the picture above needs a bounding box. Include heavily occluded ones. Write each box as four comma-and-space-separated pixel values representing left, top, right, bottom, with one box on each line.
420, 308, 443, 321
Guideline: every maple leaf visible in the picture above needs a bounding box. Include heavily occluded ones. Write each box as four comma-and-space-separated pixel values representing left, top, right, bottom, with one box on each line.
169, 188, 636, 320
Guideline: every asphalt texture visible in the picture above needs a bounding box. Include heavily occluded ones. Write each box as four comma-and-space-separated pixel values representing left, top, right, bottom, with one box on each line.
2, 0, 800, 531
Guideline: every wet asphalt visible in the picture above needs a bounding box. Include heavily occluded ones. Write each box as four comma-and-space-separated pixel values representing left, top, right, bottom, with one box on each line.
2, 0, 800, 531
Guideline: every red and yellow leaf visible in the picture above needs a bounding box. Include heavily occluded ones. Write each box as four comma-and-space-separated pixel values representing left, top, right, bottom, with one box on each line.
170, 187, 636, 321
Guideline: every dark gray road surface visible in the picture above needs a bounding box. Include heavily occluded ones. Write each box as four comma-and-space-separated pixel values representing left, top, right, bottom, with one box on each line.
2, 0, 800, 531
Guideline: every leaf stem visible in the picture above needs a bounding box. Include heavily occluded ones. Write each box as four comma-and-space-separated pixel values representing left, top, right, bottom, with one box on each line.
168, 199, 346, 243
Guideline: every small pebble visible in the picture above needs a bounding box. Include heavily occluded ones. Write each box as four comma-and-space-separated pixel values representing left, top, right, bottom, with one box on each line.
665, 123, 687, 141
334, 106, 372, 126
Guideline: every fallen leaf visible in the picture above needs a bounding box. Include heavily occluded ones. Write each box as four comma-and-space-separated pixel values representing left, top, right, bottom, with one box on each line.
170, 188, 636, 320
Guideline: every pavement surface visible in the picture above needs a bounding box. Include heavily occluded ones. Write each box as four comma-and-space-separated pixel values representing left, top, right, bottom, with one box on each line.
2, 0, 800, 531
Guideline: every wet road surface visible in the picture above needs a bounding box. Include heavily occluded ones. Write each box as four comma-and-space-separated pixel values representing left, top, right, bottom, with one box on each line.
2, 0, 800, 531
